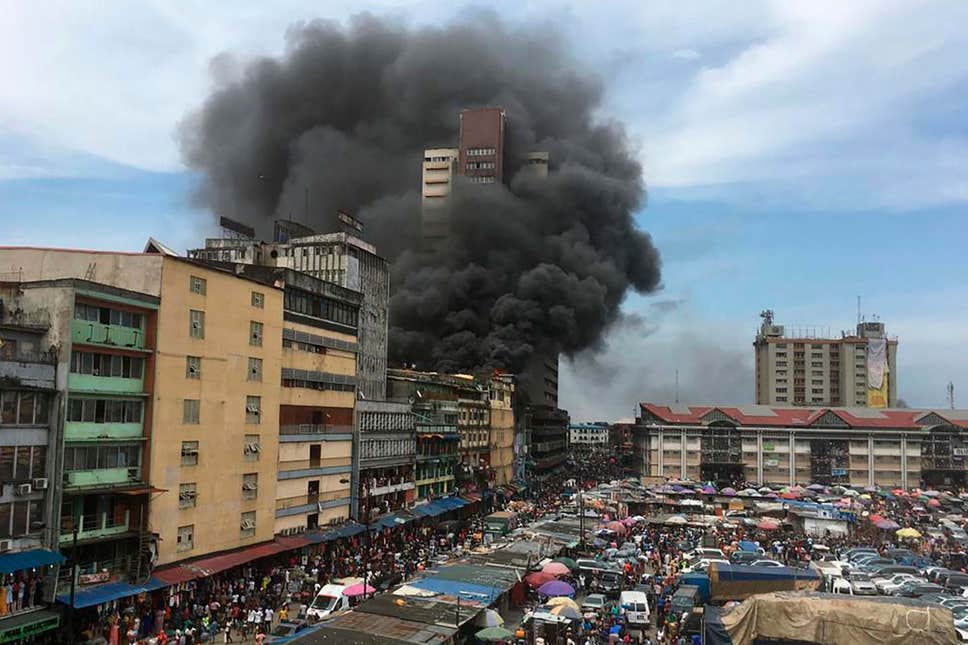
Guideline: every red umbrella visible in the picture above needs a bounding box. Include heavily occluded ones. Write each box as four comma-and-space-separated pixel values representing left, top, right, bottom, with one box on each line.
757, 519, 780, 531
605, 521, 628, 535
779, 492, 799, 500
526, 572, 556, 588
927, 499, 941, 507
868, 514, 884, 523
542, 562, 571, 577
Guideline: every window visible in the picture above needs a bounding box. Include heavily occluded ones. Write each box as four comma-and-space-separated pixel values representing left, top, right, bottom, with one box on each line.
177, 525, 194, 551
242, 473, 258, 500
181, 441, 199, 466
183, 399, 200, 424
190, 310, 205, 339
66, 398, 143, 424
244, 434, 261, 461
189, 276, 207, 295
240, 511, 256, 538
70, 352, 143, 378
247, 357, 262, 382
249, 321, 263, 347
74, 304, 142, 329
245, 396, 261, 424
186, 355, 201, 379
251, 292, 264, 308
179, 483, 197, 509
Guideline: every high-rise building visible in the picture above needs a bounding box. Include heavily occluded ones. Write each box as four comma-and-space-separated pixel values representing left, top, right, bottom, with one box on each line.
420, 148, 458, 249
458, 107, 507, 184
754, 311, 898, 408
189, 226, 389, 401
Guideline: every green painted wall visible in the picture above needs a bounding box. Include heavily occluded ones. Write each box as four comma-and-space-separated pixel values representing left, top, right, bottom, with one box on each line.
68, 373, 144, 394
71, 320, 144, 349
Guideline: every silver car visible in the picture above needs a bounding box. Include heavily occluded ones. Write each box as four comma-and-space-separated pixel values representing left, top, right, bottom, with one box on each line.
849, 572, 879, 596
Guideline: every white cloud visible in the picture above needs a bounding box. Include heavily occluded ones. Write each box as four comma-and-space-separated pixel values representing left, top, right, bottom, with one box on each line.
671, 48, 701, 61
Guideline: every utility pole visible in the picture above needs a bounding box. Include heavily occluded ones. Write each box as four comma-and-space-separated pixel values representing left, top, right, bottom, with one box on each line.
579, 490, 585, 551
67, 525, 78, 644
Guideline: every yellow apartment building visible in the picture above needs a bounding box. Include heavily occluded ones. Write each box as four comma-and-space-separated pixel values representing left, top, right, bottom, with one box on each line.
226, 267, 360, 535
488, 375, 515, 486
150, 258, 283, 565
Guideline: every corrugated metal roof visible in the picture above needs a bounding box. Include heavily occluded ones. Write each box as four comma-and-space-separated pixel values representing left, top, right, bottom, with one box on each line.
640, 403, 968, 429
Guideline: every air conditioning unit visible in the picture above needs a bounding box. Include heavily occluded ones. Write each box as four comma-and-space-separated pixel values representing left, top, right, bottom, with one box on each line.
246, 404, 260, 415
15, 483, 31, 496
0, 540, 10, 553
31, 478, 48, 490
240, 519, 255, 530
242, 482, 258, 491
244, 443, 261, 455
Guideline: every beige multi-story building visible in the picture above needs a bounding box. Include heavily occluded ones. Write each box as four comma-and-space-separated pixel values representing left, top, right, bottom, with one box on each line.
488, 375, 515, 486
635, 403, 968, 489
0, 246, 290, 566
150, 259, 283, 565
754, 311, 898, 408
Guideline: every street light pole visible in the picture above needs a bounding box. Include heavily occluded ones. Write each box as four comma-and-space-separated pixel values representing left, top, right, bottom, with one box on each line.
579, 490, 585, 551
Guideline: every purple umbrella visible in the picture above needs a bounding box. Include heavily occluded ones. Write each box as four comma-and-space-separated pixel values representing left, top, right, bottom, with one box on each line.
538, 580, 576, 598
701, 486, 717, 494
721, 487, 737, 496
874, 519, 900, 530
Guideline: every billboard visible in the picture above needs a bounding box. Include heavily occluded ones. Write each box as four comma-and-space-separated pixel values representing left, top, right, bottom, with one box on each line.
867, 337, 888, 408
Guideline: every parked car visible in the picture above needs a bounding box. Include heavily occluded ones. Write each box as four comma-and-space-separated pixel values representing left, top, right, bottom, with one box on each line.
927, 569, 955, 584
874, 573, 918, 595
751, 560, 784, 568
581, 594, 608, 613
945, 573, 968, 594
847, 572, 879, 596
730, 551, 761, 565
896, 580, 944, 598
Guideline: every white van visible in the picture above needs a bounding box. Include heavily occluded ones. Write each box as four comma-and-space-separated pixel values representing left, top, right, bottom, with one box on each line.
619, 590, 650, 626
305, 584, 351, 620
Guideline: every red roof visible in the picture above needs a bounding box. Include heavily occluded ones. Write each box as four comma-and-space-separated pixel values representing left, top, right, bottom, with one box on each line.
639, 403, 968, 430
153, 537, 308, 585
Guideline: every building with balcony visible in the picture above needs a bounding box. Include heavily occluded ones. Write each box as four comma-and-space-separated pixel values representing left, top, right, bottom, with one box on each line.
0, 284, 65, 640
635, 403, 968, 488
356, 400, 415, 518
527, 406, 570, 480
569, 423, 609, 449
0, 247, 293, 569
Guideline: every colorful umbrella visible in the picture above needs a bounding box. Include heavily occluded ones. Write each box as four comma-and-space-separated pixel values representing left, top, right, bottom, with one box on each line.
896, 527, 922, 539
549, 605, 581, 620
721, 487, 737, 496
757, 519, 780, 531
806, 484, 826, 491
476, 626, 515, 642
552, 557, 578, 571
525, 571, 556, 588
666, 515, 688, 525
779, 492, 799, 500
927, 498, 941, 507
546, 597, 580, 611
874, 519, 900, 530
538, 580, 575, 598
605, 521, 628, 534
342, 583, 376, 597
701, 486, 717, 494
542, 562, 572, 576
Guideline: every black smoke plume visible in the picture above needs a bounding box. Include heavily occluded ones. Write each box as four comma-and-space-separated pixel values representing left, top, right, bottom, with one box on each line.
180, 12, 662, 375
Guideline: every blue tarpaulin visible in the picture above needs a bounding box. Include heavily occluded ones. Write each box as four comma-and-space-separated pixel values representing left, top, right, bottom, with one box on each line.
413, 502, 447, 517
738, 541, 759, 552
336, 523, 365, 538
408, 577, 499, 601
57, 578, 166, 608
437, 497, 466, 511
0, 549, 64, 574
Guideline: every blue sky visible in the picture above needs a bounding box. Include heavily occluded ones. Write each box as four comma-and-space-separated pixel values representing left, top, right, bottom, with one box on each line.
2, 1, 967, 419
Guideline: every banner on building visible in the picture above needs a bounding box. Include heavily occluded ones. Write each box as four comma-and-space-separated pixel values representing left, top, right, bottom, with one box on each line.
867, 337, 889, 408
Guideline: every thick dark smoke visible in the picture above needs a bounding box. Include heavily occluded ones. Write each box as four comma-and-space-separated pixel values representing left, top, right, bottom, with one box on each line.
180, 12, 661, 374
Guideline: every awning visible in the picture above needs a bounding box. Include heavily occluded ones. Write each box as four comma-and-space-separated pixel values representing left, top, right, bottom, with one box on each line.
462, 493, 482, 503
118, 486, 167, 495
0, 549, 64, 574
153, 540, 291, 585
436, 497, 467, 511
57, 577, 165, 608
413, 501, 447, 517
407, 577, 499, 600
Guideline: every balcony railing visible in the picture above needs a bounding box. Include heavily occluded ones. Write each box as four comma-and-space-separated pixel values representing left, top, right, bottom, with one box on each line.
280, 424, 354, 436
59, 510, 131, 543
276, 489, 348, 511
71, 320, 146, 350
278, 457, 351, 472
0, 348, 57, 365
64, 467, 141, 489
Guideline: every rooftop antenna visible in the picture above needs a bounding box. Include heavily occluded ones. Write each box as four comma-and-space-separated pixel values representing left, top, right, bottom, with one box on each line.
857, 296, 861, 326
948, 382, 955, 410
675, 369, 680, 404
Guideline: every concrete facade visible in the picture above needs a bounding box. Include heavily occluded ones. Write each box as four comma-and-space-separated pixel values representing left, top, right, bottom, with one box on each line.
754, 315, 898, 408
635, 403, 968, 489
